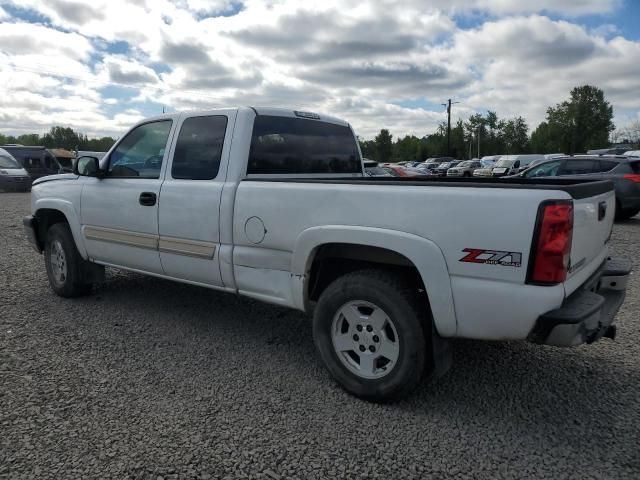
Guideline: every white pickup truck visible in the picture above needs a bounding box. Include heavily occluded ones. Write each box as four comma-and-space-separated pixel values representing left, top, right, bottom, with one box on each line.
24, 107, 632, 402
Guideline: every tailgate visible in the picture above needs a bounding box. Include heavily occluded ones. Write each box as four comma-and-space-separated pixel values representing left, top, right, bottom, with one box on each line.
565, 189, 615, 293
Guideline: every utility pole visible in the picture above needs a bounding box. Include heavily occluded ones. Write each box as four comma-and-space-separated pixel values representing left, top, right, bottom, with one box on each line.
477, 127, 481, 158
441, 99, 460, 156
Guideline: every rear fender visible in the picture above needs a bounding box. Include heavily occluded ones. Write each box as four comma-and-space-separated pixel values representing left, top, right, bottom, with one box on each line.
292, 225, 457, 337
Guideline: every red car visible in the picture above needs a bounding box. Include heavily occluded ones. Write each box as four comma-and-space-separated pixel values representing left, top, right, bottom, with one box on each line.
381, 164, 420, 177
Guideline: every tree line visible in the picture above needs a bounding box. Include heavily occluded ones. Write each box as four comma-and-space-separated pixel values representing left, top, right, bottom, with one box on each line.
360, 85, 619, 163
0, 126, 116, 152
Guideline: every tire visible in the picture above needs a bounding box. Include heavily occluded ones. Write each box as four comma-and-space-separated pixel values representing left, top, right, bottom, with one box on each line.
617, 207, 640, 221
44, 223, 92, 297
464, 172, 471, 177
313, 269, 429, 402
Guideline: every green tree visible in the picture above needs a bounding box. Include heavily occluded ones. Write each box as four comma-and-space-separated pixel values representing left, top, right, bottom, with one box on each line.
374, 129, 393, 162
16, 133, 42, 145
42, 126, 82, 150
358, 137, 376, 159
392, 135, 422, 163
533, 85, 614, 154
501, 116, 529, 154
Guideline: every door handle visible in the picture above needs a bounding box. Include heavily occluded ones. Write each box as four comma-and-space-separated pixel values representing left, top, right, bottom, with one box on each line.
139, 192, 157, 206
598, 201, 607, 221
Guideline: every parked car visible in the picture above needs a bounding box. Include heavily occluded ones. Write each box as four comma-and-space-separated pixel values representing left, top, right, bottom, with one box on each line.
1, 145, 64, 181
473, 156, 501, 177
624, 150, 640, 157
404, 161, 423, 168
433, 160, 462, 176
447, 160, 482, 177
382, 165, 420, 177
517, 155, 640, 220
365, 166, 393, 177
587, 147, 632, 155
491, 154, 545, 177
0, 148, 31, 191
426, 156, 455, 163
23, 107, 631, 402
412, 163, 437, 175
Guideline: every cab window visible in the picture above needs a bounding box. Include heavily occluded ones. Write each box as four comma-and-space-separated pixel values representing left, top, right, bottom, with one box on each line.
108, 121, 172, 178
524, 160, 561, 178
172, 116, 227, 180
248, 116, 361, 175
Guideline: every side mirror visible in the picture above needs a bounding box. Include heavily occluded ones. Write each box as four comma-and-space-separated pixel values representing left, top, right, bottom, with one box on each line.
74, 156, 101, 177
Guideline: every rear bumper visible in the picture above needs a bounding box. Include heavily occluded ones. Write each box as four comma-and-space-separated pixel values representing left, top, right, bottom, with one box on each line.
528, 256, 632, 346
23, 215, 43, 253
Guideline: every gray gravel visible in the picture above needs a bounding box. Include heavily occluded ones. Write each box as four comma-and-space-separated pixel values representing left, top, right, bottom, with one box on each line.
1, 191, 639, 480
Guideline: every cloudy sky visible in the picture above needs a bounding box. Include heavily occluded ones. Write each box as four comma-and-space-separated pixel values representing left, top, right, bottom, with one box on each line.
0, 0, 639, 140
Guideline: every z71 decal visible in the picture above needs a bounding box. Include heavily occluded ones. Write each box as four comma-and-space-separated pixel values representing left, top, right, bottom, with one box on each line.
460, 248, 522, 267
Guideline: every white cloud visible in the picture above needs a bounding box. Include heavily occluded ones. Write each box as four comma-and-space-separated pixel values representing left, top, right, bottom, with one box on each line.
0, 22, 93, 60
0, 6, 8, 19
0, 0, 637, 140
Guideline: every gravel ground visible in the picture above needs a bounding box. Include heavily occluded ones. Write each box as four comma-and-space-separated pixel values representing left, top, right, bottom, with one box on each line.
1, 191, 639, 480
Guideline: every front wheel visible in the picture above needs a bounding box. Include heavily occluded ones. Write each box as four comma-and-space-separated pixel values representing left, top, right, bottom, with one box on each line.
313, 269, 429, 402
44, 223, 92, 297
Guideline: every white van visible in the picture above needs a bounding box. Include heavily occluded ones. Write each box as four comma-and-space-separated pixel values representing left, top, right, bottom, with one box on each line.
0, 147, 32, 191
491, 154, 545, 177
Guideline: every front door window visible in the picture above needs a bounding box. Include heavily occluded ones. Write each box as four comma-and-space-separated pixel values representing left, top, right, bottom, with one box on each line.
108, 121, 173, 178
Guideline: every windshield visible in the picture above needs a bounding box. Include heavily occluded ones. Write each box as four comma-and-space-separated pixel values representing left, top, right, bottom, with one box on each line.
438, 162, 451, 168
0, 155, 20, 169
458, 161, 472, 167
495, 159, 515, 167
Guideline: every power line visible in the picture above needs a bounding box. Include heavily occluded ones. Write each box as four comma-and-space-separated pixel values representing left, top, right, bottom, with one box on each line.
441, 98, 460, 157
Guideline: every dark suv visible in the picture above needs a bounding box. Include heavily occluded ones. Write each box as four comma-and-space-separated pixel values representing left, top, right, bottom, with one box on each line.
519, 155, 640, 220
1, 146, 64, 181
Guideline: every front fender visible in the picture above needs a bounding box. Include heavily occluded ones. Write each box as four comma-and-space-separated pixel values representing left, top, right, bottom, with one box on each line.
291, 225, 457, 337
33, 198, 88, 259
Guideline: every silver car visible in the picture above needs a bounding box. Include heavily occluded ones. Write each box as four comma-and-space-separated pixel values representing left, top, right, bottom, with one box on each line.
447, 160, 482, 177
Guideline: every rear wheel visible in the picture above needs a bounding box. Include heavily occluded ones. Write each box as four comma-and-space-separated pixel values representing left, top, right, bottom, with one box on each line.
313, 269, 429, 402
44, 223, 92, 297
618, 208, 640, 220
615, 199, 640, 221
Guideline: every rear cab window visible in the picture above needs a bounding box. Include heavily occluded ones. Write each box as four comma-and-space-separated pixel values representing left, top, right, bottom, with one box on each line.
247, 115, 361, 175
172, 115, 228, 180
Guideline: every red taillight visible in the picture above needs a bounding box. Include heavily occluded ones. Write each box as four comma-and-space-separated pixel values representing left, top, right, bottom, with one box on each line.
528, 201, 574, 285
623, 174, 640, 183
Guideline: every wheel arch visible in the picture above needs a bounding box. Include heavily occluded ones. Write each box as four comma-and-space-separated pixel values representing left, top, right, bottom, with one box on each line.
33, 199, 88, 259
291, 226, 457, 337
